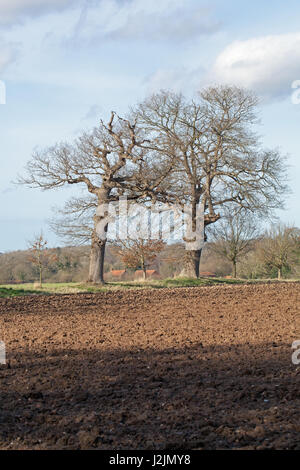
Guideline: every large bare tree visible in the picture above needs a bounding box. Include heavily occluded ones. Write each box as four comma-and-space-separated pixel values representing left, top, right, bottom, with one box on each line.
19, 113, 170, 284
134, 86, 288, 277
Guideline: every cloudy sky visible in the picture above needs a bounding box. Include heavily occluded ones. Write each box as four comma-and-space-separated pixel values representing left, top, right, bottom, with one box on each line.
1, 0, 300, 251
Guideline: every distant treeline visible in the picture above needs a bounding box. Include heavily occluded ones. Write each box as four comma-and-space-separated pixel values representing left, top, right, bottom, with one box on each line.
0, 242, 231, 283
1, 235, 299, 284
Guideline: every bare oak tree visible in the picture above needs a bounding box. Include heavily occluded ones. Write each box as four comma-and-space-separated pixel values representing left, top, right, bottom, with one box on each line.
134, 86, 288, 278
20, 113, 170, 284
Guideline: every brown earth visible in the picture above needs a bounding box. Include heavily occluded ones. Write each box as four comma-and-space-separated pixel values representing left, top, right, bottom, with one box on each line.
0, 283, 299, 450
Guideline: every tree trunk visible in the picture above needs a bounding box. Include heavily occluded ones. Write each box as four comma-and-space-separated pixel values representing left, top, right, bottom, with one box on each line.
278, 267, 282, 280
180, 192, 204, 278
88, 236, 106, 284
88, 189, 109, 284
232, 260, 237, 279
141, 258, 147, 280
180, 249, 202, 278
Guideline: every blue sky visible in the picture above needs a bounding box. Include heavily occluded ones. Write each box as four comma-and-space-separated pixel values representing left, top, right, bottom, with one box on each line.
1, 0, 300, 251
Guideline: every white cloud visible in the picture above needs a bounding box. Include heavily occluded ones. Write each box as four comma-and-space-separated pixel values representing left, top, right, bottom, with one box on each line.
208, 32, 300, 100
71, 0, 220, 43
0, 0, 78, 26
0, 39, 18, 72
108, 5, 220, 41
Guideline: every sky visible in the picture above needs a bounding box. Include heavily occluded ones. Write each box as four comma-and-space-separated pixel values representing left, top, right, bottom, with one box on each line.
1, 0, 300, 251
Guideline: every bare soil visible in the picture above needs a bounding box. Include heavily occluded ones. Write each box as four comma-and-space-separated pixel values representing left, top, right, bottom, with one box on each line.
0, 283, 299, 450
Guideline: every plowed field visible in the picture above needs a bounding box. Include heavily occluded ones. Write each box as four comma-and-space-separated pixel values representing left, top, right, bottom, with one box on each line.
0, 283, 299, 449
